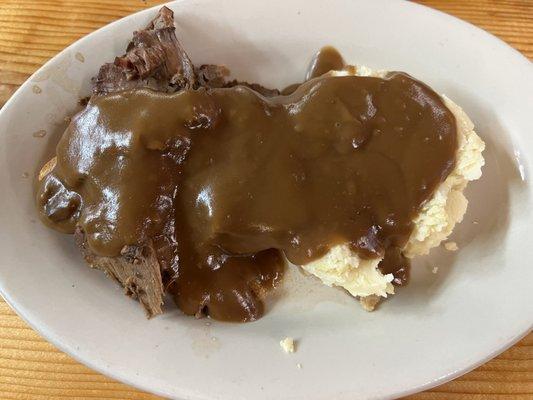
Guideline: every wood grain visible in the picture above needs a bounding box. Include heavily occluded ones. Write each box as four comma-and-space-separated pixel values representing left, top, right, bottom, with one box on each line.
0, 0, 531, 399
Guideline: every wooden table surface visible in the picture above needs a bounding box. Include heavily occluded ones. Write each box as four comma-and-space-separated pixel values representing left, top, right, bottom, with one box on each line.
0, 0, 531, 399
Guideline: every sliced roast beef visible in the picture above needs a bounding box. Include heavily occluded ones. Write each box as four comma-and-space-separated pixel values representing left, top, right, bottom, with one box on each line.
67, 6, 281, 318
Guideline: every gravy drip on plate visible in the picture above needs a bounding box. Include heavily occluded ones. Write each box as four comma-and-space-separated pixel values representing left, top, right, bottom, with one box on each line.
37, 48, 457, 321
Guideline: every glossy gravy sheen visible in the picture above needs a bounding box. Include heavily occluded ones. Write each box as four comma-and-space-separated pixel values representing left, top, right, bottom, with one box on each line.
37, 49, 457, 321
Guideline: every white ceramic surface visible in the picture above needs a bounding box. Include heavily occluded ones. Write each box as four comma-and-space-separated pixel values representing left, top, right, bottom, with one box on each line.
0, 1, 532, 399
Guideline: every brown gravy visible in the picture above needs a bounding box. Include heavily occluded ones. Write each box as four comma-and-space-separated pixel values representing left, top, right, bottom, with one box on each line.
37, 50, 457, 321
306, 46, 346, 80
282, 46, 346, 95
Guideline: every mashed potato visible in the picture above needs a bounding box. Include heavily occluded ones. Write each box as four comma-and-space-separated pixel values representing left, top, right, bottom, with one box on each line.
300, 66, 485, 309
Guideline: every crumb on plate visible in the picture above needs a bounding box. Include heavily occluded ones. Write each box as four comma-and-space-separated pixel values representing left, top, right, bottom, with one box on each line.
280, 337, 295, 353
359, 295, 381, 311
444, 241, 458, 251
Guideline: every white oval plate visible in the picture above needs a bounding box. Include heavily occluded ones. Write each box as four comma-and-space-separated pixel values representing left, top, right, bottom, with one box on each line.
0, 1, 532, 399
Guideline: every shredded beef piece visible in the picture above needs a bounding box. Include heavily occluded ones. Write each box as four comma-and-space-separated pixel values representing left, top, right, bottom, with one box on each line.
195, 65, 280, 95
224, 79, 281, 97
92, 6, 281, 98
93, 6, 196, 94
194, 64, 230, 88
75, 228, 164, 318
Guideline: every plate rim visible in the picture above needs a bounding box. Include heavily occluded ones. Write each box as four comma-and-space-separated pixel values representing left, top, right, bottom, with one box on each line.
0, 1, 531, 399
